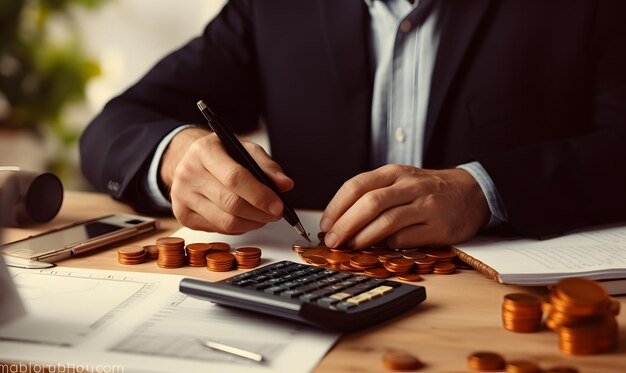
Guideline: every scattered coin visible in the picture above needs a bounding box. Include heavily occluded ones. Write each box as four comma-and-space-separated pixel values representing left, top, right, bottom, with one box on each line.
382, 349, 423, 371
505, 360, 542, 373
467, 351, 506, 371
364, 266, 391, 279
397, 273, 422, 282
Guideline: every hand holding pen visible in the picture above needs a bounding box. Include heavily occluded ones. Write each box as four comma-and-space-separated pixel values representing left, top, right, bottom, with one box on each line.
158, 102, 308, 239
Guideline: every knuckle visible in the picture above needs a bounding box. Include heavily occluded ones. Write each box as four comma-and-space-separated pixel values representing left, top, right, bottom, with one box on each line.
219, 189, 243, 212
380, 211, 398, 231
362, 192, 383, 211
222, 166, 246, 187
343, 178, 364, 196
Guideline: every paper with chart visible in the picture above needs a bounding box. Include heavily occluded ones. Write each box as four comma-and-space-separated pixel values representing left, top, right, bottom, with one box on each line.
0, 266, 339, 373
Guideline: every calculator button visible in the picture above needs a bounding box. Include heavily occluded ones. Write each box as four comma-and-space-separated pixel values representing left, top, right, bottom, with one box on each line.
280, 289, 305, 298
300, 288, 334, 302
264, 285, 288, 295
317, 297, 340, 307
330, 292, 351, 301
346, 294, 370, 305
373, 285, 394, 295
336, 301, 357, 311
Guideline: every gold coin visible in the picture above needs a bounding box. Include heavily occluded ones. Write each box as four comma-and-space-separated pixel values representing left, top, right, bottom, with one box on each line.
467, 351, 506, 371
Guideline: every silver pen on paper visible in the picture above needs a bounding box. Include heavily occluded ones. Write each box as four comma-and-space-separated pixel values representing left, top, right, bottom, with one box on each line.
201, 339, 264, 362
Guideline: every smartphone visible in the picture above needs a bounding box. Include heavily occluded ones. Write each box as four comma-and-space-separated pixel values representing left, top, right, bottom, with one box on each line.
0, 214, 158, 263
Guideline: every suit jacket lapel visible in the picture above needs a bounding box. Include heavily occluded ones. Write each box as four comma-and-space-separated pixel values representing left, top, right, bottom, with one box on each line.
423, 0, 492, 160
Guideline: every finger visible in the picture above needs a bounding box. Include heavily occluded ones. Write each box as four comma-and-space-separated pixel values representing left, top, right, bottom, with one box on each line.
199, 136, 284, 217
385, 223, 447, 248
196, 170, 281, 223
324, 183, 416, 248
321, 165, 403, 233
175, 192, 266, 234
244, 142, 294, 193
345, 203, 427, 249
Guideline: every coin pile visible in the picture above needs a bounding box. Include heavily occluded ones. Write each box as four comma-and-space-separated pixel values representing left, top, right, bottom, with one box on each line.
235, 247, 262, 269
382, 349, 423, 371
156, 237, 186, 268
117, 246, 146, 265
294, 234, 461, 281
467, 351, 579, 372
144, 244, 159, 259
206, 252, 236, 272
501, 293, 543, 333
186, 243, 212, 267
543, 278, 620, 355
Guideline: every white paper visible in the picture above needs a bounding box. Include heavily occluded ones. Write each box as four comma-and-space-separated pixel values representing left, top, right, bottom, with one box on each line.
456, 223, 626, 285
0, 255, 25, 327
0, 265, 339, 373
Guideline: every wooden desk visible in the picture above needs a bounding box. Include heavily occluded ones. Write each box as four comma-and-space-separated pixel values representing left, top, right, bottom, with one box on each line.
3, 191, 626, 372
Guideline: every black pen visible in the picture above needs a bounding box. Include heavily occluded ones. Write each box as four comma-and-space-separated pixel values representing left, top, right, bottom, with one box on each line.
196, 100, 311, 242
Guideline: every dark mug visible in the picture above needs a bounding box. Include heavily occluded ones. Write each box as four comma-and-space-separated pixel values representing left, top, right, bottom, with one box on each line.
0, 167, 63, 227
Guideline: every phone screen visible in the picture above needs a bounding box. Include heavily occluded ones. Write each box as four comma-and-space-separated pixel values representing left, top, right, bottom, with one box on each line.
3, 222, 123, 253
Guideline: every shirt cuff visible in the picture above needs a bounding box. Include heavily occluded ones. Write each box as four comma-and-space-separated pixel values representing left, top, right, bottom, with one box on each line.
456, 161, 508, 228
147, 125, 197, 210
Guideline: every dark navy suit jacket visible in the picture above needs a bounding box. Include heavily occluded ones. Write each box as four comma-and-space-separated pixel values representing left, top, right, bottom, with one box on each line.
80, 0, 626, 238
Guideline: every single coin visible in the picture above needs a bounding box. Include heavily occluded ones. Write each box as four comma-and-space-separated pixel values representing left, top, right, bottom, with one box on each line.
556, 278, 608, 307
505, 360, 542, 373
382, 350, 423, 371
306, 255, 329, 267
402, 250, 427, 260
206, 252, 235, 261
397, 273, 422, 282
423, 248, 456, 261
414, 257, 436, 265
503, 293, 542, 308
467, 351, 506, 371
143, 245, 159, 259
433, 262, 455, 271
293, 239, 312, 252
326, 252, 351, 265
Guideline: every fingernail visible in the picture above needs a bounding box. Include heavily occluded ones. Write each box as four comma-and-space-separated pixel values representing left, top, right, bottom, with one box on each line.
268, 201, 283, 216
319, 217, 331, 232
325, 232, 338, 248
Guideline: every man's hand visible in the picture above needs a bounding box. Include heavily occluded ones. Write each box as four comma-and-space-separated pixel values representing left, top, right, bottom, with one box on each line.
319, 164, 490, 249
161, 128, 294, 234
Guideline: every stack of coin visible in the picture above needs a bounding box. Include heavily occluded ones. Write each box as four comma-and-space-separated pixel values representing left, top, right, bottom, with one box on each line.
350, 254, 380, 271
543, 278, 619, 355
467, 351, 506, 371
306, 255, 329, 267
143, 244, 159, 259
156, 237, 186, 268
326, 252, 351, 269
414, 257, 436, 274
186, 243, 212, 267
505, 360, 542, 373
423, 248, 457, 262
502, 293, 543, 333
208, 242, 231, 252
364, 266, 392, 278
235, 247, 262, 269
433, 262, 455, 275
206, 252, 236, 272
382, 257, 414, 275
117, 246, 146, 265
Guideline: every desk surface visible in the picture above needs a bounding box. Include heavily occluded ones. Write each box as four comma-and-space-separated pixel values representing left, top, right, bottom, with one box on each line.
3, 191, 625, 373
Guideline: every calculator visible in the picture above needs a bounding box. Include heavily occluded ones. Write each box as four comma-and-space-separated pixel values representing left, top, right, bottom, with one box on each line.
179, 260, 426, 331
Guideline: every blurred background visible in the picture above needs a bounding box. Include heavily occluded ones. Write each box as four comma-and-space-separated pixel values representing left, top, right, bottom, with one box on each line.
0, 0, 227, 190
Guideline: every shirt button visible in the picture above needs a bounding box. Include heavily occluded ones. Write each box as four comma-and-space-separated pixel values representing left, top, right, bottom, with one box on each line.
400, 20, 412, 33
395, 128, 406, 143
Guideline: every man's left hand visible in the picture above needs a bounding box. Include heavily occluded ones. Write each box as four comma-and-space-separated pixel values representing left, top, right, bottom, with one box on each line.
319, 165, 490, 249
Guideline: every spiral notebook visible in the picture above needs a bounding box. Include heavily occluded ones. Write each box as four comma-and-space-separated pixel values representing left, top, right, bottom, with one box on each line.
453, 223, 626, 295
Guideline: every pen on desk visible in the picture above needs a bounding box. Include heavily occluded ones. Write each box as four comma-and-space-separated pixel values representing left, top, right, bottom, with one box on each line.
201, 339, 264, 362
196, 100, 311, 243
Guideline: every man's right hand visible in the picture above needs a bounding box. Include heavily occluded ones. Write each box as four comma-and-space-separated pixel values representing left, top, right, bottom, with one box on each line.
160, 127, 294, 234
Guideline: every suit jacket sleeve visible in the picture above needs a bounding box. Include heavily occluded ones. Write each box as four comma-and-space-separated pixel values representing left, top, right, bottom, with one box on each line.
477, 1, 626, 237
79, 1, 259, 213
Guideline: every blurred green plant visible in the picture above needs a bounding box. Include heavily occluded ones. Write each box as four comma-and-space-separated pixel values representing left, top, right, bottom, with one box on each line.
0, 0, 106, 177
